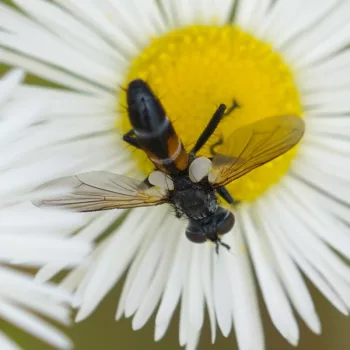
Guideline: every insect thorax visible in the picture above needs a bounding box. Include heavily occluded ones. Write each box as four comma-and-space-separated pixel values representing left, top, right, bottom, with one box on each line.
170, 176, 218, 220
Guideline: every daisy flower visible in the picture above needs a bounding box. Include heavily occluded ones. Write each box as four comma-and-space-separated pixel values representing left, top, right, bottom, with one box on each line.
0, 68, 93, 349
1, 1, 350, 349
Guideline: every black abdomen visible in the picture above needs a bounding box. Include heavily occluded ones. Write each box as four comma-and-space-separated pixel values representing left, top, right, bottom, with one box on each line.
127, 79, 188, 173
127, 79, 166, 133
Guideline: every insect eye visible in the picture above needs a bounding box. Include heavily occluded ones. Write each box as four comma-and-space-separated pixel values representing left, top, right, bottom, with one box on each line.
217, 212, 235, 235
186, 229, 207, 244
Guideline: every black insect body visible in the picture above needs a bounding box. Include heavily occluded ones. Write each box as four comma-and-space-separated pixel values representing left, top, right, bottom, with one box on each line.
33, 79, 305, 253
166, 174, 232, 251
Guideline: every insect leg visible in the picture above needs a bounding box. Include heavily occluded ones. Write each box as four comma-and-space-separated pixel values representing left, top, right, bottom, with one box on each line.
216, 187, 240, 205
209, 136, 224, 156
190, 104, 227, 156
208, 100, 240, 156
123, 129, 141, 149
223, 99, 240, 118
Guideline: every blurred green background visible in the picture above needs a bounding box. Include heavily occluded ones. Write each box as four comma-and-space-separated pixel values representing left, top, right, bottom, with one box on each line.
1, 0, 350, 347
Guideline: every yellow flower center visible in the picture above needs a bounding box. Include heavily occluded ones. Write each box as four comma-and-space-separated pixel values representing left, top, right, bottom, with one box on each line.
118, 25, 302, 202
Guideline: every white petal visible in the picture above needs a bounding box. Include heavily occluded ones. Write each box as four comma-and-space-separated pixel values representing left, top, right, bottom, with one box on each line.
240, 208, 299, 345
225, 222, 265, 350
0, 68, 24, 108
13, 0, 123, 63
280, 177, 350, 259
266, 191, 349, 314
187, 245, 204, 331
155, 232, 191, 341
51, 0, 139, 57
212, 248, 232, 337
76, 207, 165, 321
255, 199, 321, 334
200, 244, 217, 343
125, 226, 168, 317
132, 218, 179, 330
0, 49, 108, 94
0, 234, 91, 267
257, 0, 337, 50
0, 331, 21, 350
284, 1, 350, 68
235, 0, 272, 32
0, 299, 72, 350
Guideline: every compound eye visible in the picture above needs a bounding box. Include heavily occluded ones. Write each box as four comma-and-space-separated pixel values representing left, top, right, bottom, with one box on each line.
217, 212, 235, 235
186, 229, 207, 244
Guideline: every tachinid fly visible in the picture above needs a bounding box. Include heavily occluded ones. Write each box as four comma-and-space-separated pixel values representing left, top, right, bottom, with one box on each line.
33, 79, 305, 253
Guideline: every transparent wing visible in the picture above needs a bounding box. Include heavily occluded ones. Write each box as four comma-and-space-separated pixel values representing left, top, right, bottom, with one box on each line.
208, 115, 305, 187
32, 171, 168, 212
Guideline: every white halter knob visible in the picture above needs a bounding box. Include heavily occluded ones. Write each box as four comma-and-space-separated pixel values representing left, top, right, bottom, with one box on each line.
189, 157, 212, 183
148, 171, 174, 190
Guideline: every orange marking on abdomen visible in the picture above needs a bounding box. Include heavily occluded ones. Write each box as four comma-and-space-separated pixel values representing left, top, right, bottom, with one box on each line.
167, 134, 188, 171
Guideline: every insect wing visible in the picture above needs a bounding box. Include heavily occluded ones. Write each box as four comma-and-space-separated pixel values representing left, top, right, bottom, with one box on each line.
33, 171, 168, 212
208, 115, 305, 187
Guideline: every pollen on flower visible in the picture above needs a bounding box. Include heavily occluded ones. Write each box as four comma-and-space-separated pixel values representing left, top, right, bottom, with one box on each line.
118, 25, 303, 202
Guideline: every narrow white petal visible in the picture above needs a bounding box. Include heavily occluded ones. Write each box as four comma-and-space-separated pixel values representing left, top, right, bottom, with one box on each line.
179, 275, 191, 346
266, 192, 349, 314
0, 299, 72, 350
0, 331, 21, 350
197, 0, 236, 24
116, 233, 155, 321
187, 245, 204, 331
280, 178, 350, 259
225, 221, 265, 350
13, 0, 123, 64
306, 114, 350, 137
303, 89, 350, 114
0, 32, 118, 91
292, 158, 350, 206
0, 68, 24, 108
132, 218, 179, 330
277, 189, 350, 284
155, 233, 191, 341
0, 99, 44, 149
235, 0, 272, 31
284, 174, 350, 227
0, 289, 70, 326
59, 262, 89, 294
125, 226, 168, 317
285, 1, 350, 68
258, 0, 337, 50
0, 49, 108, 94
240, 208, 299, 345
212, 248, 232, 337
200, 244, 217, 343
255, 199, 321, 334
0, 267, 72, 304
97, 0, 168, 45
76, 207, 164, 321
0, 234, 90, 267
185, 329, 201, 350
52, 0, 139, 57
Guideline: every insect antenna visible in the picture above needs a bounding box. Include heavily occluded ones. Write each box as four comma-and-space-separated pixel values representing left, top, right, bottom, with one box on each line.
215, 239, 231, 255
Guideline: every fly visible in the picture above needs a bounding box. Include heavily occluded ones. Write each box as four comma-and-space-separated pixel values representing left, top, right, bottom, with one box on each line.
33, 79, 305, 253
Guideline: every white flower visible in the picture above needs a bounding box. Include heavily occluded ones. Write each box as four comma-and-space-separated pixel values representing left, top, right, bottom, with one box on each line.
1, 1, 350, 350
0, 68, 94, 349
0, 266, 75, 350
